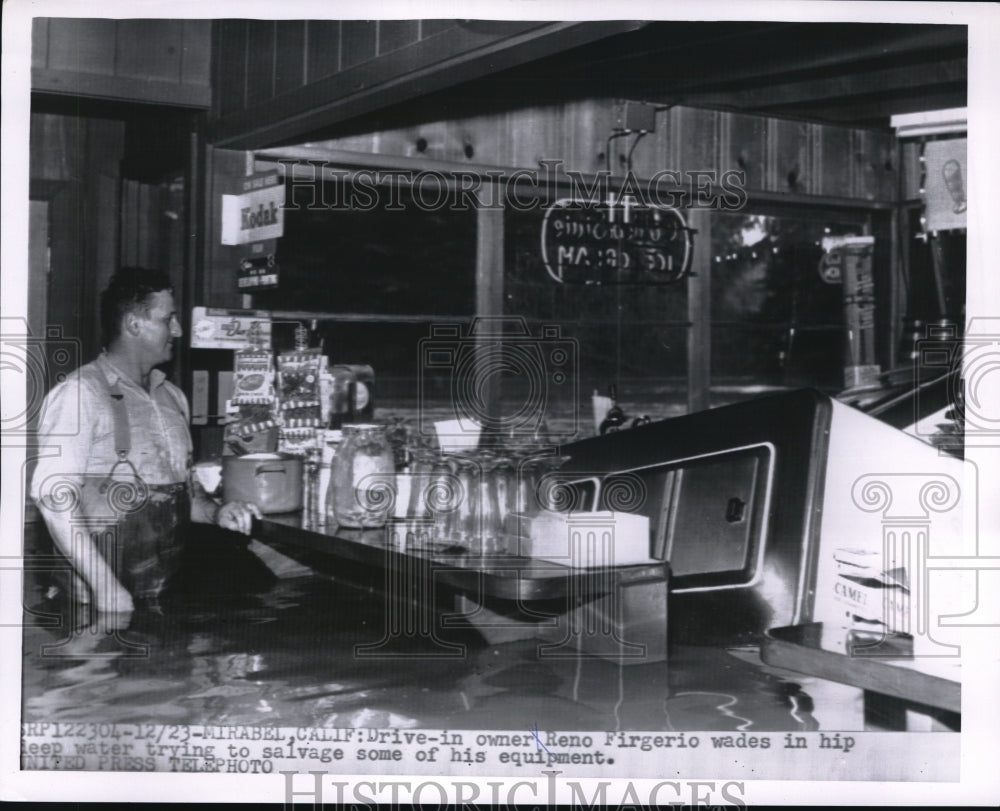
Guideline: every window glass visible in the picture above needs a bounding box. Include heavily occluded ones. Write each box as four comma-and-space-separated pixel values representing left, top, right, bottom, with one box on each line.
710, 212, 866, 403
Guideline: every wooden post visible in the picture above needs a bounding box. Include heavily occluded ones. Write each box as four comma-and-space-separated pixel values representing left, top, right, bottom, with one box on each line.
474, 195, 505, 432
686, 208, 712, 413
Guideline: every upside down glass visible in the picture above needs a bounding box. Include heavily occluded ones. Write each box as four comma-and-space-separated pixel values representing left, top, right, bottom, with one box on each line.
450, 455, 480, 553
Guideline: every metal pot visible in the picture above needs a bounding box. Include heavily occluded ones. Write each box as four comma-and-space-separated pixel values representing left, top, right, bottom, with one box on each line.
222, 453, 303, 514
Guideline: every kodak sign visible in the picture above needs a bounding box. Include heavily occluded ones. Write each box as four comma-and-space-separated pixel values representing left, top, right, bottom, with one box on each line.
220, 173, 285, 245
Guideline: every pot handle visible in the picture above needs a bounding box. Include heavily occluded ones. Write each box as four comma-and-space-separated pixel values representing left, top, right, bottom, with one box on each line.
255, 464, 288, 476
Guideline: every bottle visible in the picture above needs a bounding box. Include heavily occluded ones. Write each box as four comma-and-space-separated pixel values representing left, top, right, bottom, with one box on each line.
328, 424, 395, 528
327, 365, 356, 429
319, 429, 343, 524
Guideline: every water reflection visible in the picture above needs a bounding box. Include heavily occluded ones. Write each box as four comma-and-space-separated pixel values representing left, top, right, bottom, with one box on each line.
23, 572, 854, 732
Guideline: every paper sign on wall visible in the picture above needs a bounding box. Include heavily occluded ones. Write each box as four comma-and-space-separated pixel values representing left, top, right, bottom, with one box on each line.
221, 172, 285, 245
923, 138, 967, 231
190, 306, 272, 350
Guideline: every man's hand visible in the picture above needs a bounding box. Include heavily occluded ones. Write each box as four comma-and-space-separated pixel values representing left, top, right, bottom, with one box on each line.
215, 500, 262, 535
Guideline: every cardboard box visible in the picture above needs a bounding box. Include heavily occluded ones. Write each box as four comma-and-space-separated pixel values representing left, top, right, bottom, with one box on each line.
832, 573, 910, 633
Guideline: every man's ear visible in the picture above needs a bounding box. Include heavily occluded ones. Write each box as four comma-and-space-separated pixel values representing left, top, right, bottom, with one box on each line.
123, 312, 142, 337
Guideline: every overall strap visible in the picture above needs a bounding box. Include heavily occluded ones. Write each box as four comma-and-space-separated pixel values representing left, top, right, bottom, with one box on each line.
107, 380, 132, 459
99, 375, 144, 493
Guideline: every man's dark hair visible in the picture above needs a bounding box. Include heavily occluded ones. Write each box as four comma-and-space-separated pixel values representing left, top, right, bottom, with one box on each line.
100, 267, 174, 348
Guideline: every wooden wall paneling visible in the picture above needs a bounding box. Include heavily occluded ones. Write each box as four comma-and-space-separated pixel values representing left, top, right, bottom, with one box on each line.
46, 18, 116, 75
48, 183, 87, 351
95, 174, 120, 294
451, 111, 511, 169
215, 20, 248, 118
509, 105, 561, 173
443, 115, 496, 167
676, 108, 720, 177
142, 183, 161, 271
181, 20, 213, 89
378, 20, 420, 55
626, 110, 666, 181
662, 107, 683, 175
116, 19, 184, 83
138, 183, 152, 268
721, 111, 767, 192
122, 179, 138, 267
647, 106, 675, 182
82, 120, 120, 355
273, 102, 899, 209
767, 117, 810, 195
30, 114, 68, 182
380, 122, 451, 162
31, 18, 49, 68
816, 124, 852, 198
853, 129, 897, 201
87, 116, 124, 300
342, 21, 378, 70
306, 20, 341, 81
29, 113, 124, 362
563, 100, 615, 178
88, 116, 125, 175
28, 200, 49, 344
274, 21, 306, 95
851, 129, 873, 201
245, 21, 276, 108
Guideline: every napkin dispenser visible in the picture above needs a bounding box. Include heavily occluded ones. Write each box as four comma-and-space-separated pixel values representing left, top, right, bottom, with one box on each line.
508, 510, 654, 568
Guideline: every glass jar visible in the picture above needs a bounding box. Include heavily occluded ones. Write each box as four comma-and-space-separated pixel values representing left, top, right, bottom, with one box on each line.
327, 424, 396, 528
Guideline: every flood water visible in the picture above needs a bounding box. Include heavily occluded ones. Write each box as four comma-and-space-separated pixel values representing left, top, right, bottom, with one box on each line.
21, 538, 864, 734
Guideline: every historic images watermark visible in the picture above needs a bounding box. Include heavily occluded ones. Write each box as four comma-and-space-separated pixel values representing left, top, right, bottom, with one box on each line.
282, 769, 749, 809
283, 160, 748, 213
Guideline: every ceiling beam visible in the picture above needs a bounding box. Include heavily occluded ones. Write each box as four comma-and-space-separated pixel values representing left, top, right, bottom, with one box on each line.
682, 57, 967, 110
579, 25, 967, 95
764, 85, 968, 125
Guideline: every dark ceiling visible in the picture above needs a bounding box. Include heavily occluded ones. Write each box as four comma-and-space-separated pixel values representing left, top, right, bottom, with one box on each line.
332, 21, 967, 137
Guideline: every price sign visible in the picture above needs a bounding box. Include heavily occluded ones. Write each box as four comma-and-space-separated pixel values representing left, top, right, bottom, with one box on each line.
540, 199, 694, 285
237, 253, 279, 290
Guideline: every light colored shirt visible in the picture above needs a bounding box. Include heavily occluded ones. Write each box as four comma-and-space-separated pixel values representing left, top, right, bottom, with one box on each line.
30, 353, 193, 505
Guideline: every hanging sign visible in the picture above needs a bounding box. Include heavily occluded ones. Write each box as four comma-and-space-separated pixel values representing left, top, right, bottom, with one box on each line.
540, 198, 694, 285
237, 252, 279, 290
221, 172, 285, 245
